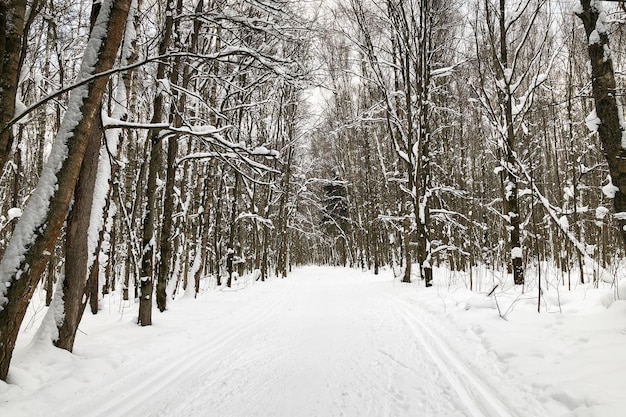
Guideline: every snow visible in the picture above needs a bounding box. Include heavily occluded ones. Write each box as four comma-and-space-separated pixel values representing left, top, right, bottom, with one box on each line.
585, 109, 600, 132
6, 208, 22, 222
602, 176, 619, 199
596, 206, 609, 220
563, 185, 574, 201
13, 97, 27, 119
431, 65, 455, 78
31, 274, 66, 345
596, 12, 607, 34
614, 212, 626, 221
503, 68, 513, 84
573, 4, 583, 15
558, 215, 569, 231
1, 266, 626, 416
250, 146, 280, 157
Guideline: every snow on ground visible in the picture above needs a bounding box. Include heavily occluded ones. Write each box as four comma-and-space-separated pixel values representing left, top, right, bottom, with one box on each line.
414, 265, 626, 417
0, 265, 624, 416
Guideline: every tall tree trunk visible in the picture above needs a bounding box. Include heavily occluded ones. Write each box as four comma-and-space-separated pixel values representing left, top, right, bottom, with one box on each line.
138, 137, 162, 326
121, 0, 142, 302
104, 211, 117, 295
0, 0, 131, 381
415, 0, 433, 287
193, 172, 212, 294
213, 174, 224, 286
0, 0, 27, 173
157, 0, 202, 310
576, 2, 626, 248
227, 172, 240, 288
402, 217, 412, 283
55, 115, 102, 351
156, 0, 183, 312
45, 251, 56, 306
276, 148, 293, 278
156, 130, 177, 311
54, 3, 106, 349
138, 0, 175, 326
56, 0, 134, 349
497, 0, 523, 285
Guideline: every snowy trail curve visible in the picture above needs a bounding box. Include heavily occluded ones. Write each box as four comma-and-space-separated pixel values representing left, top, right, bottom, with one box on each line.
3, 267, 550, 417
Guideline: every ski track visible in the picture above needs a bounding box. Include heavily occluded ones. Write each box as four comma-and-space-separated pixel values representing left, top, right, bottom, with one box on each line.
61, 280, 297, 417
391, 297, 518, 417
35, 268, 548, 417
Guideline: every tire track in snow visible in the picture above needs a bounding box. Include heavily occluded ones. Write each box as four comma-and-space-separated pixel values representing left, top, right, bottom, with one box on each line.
390, 296, 520, 417
64, 279, 297, 417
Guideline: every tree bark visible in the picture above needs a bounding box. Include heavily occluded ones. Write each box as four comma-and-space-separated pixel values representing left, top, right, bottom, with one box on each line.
54, 3, 108, 347
157, 0, 201, 310
276, 148, 293, 278
55, 117, 102, 351
576, 2, 626, 247
192, 172, 212, 294
227, 172, 240, 288
0, 0, 27, 173
496, 0, 524, 285
415, 0, 433, 287
138, 0, 175, 325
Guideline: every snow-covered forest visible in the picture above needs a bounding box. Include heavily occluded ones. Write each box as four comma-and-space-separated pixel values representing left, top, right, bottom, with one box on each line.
1, 0, 626, 415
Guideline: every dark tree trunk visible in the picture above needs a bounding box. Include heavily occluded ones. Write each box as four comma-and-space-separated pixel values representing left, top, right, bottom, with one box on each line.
498, 0, 523, 285
88, 257, 99, 315
276, 148, 293, 278
261, 225, 269, 281
0, 0, 26, 173
138, 137, 161, 326
156, 123, 177, 312
138, 0, 176, 325
45, 255, 55, 306
55, 118, 102, 352
104, 214, 118, 295
417, 0, 433, 288
227, 172, 240, 288
402, 218, 412, 283
193, 173, 212, 295
577, 2, 626, 248
213, 175, 224, 287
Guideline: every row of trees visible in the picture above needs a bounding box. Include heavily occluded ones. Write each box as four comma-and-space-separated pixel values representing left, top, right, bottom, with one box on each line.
0, 0, 625, 382
308, 0, 626, 289
0, 0, 312, 381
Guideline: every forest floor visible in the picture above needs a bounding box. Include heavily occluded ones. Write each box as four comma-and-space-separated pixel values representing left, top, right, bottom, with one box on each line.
1, 265, 625, 417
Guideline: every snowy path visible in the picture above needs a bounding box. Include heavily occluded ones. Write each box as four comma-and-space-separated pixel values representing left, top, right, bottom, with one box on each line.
3, 267, 549, 417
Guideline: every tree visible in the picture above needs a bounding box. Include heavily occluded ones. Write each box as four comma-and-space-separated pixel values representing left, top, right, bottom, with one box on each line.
576, 1, 626, 248
0, 0, 27, 173
0, 0, 131, 381
336, 0, 460, 284
55, 0, 137, 351
471, 0, 552, 285
321, 177, 350, 265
